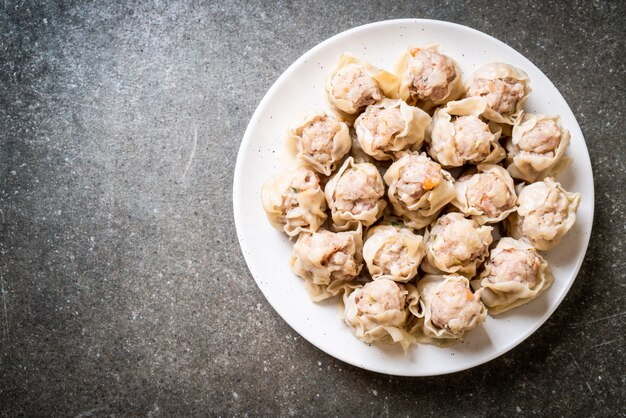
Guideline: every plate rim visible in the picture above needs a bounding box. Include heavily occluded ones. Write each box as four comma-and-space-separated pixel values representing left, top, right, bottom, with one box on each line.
232, 18, 595, 376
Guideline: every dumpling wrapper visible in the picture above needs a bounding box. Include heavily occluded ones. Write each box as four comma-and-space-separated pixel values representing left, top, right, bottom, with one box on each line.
471, 237, 553, 315
384, 151, 456, 229
427, 96, 505, 167
506, 112, 571, 183
362, 224, 426, 282
410, 274, 487, 347
343, 279, 419, 351
451, 163, 518, 225
290, 226, 363, 302
355, 98, 431, 161
507, 177, 580, 250
324, 157, 386, 231
324, 54, 399, 124
287, 111, 352, 176
260, 168, 327, 237
421, 212, 493, 278
394, 44, 463, 111
464, 62, 531, 125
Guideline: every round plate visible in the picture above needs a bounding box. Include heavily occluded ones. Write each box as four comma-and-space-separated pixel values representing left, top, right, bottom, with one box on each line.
233, 19, 594, 376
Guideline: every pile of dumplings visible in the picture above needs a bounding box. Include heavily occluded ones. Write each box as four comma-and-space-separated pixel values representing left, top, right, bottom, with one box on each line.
260, 45, 581, 349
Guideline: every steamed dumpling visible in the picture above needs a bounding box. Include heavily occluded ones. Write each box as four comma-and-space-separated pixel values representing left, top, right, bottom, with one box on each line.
261, 167, 327, 237
394, 44, 463, 110
384, 151, 456, 229
324, 157, 386, 231
422, 212, 493, 277
451, 163, 517, 224
465, 62, 531, 125
412, 274, 487, 345
343, 278, 418, 349
288, 111, 352, 176
290, 227, 363, 301
354, 98, 431, 160
506, 112, 571, 182
428, 97, 505, 167
363, 224, 426, 282
471, 237, 553, 315
507, 177, 581, 250
325, 54, 399, 122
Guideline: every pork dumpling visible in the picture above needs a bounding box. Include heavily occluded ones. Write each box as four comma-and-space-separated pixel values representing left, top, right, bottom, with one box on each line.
451, 164, 517, 224
471, 238, 553, 315
343, 278, 418, 349
362, 224, 426, 282
354, 98, 431, 161
465, 63, 531, 125
260, 167, 327, 237
290, 226, 363, 302
507, 177, 580, 250
324, 157, 386, 231
506, 112, 571, 182
394, 44, 463, 111
288, 111, 352, 176
422, 212, 493, 277
325, 54, 399, 123
412, 274, 487, 345
384, 151, 456, 229
428, 97, 505, 167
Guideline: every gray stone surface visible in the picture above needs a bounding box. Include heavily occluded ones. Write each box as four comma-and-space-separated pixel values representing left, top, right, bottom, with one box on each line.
1, 0, 624, 416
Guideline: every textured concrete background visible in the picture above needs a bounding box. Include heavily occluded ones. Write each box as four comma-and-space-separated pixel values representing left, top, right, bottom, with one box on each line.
1, 0, 625, 416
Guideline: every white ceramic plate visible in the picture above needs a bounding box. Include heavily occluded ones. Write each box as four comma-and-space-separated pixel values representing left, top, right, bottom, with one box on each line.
233, 19, 594, 376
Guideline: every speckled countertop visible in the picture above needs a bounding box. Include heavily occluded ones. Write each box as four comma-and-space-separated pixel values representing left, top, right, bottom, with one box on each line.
1, 1, 624, 416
